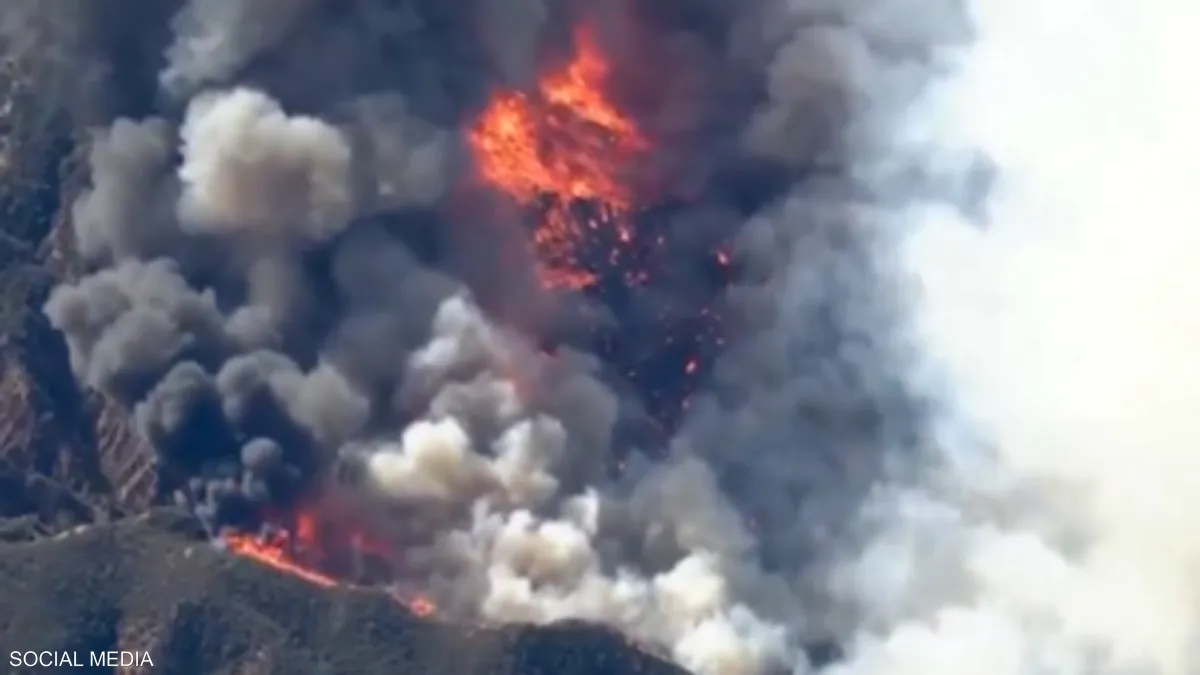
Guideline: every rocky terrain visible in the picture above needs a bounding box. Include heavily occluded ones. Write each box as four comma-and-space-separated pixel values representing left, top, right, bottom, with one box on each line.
0, 10, 154, 530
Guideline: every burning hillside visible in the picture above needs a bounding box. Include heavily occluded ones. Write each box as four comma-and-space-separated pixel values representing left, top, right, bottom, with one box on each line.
22, 0, 987, 673
220, 503, 436, 617
10, 0, 1192, 674
165, 17, 741, 598
34, 2, 815, 669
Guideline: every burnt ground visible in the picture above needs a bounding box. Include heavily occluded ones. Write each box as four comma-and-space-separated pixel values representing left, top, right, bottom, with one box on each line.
0, 18, 690, 675
0, 508, 687, 675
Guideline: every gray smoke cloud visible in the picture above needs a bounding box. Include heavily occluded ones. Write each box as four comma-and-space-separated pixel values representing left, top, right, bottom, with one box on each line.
43, 259, 229, 403
338, 93, 455, 214
160, 0, 320, 98
41, 0, 1162, 674
71, 118, 178, 264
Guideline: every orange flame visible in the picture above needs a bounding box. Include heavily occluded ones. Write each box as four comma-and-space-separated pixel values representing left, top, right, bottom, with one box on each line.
469, 22, 649, 290
224, 527, 339, 588
223, 508, 437, 618
407, 595, 438, 618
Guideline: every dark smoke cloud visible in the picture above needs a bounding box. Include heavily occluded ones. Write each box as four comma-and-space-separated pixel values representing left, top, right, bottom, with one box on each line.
135, 361, 235, 474
29, 0, 986, 673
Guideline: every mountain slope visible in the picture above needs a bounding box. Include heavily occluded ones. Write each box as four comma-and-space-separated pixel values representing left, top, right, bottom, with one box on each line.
0, 509, 686, 675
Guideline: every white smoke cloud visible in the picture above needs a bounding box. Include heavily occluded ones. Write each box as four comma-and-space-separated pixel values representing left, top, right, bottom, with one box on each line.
352, 293, 799, 675
177, 87, 353, 242
827, 1, 1200, 675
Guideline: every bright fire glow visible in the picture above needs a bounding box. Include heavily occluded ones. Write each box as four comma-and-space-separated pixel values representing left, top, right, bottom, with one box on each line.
225, 525, 338, 588
469, 22, 649, 290
223, 508, 436, 618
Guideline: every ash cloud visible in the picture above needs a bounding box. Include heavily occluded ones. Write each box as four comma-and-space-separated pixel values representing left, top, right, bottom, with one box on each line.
33, 0, 1163, 674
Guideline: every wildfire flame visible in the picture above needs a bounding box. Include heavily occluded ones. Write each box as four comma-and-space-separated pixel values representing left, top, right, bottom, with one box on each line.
226, 21, 720, 605
223, 508, 436, 618
469, 22, 649, 290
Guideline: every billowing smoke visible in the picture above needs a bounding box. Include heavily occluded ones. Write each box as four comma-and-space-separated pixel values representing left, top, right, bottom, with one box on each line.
30, 0, 1189, 673
177, 87, 354, 241
816, 1, 1200, 674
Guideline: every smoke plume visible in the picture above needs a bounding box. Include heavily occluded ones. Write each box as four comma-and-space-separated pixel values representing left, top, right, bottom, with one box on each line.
177, 87, 354, 242
24, 0, 1191, 673
820, 2, 1200, 674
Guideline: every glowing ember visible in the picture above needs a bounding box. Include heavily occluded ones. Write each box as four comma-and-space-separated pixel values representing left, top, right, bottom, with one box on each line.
222, 508, 438, 618
407, 595, 438, 618
469, 22, 649, 290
